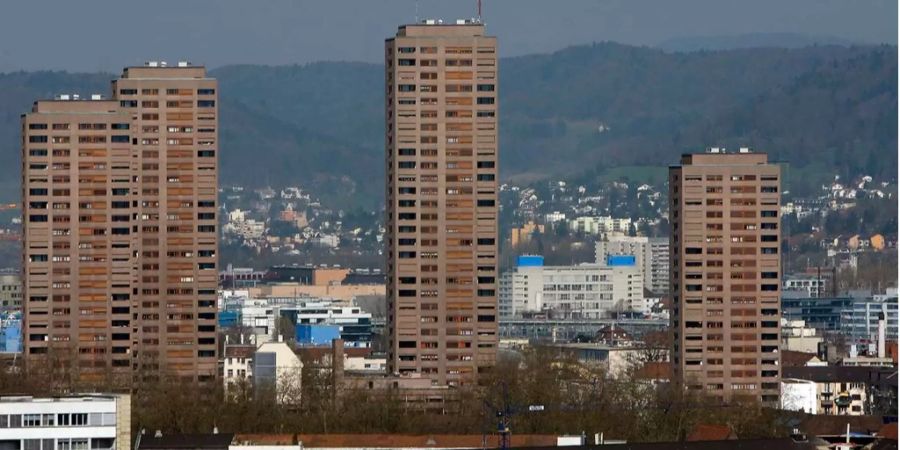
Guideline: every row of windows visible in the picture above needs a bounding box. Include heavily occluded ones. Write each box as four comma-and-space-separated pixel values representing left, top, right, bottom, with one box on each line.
397, 84, 494, 92
396, 46, 494, 54
119, 88, 215, 95
29, 123, 129, 131
120, 100, 215, 108
0, 411, 115, 428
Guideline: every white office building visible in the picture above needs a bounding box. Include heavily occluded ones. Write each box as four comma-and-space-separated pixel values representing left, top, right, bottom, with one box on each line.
0, 394, 130, 450
499, 256, 644, 319
594, 234, 670, 295
841, 288, 898, 344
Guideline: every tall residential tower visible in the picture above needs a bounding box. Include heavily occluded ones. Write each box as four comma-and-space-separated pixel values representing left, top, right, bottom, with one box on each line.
385, 21, 499, 386
669, 148, 781, 405
22, 62, 218, 382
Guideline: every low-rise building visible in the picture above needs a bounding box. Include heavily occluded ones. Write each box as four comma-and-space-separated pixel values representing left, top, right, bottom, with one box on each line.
254, 341, 303, 404
781, 293, 853, 332
569, 216, 631, 235
220, 293, 373, 348
782, 366, 897, 416
783, 275, 828, 298
781, 319, 823, 354
0, 394, 130, 450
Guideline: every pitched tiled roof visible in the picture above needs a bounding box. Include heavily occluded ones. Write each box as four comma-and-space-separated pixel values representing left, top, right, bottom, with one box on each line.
686, 424, 736, 442
224, 345, 256, 359
634, 362, 673, 380
524, 438, 815, 450
781, 350, 817, 368
799, 415, 885, 436
233, 434, 558, 448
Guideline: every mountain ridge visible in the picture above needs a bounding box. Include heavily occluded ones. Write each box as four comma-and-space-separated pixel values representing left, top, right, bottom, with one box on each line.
0, 42, 895, 208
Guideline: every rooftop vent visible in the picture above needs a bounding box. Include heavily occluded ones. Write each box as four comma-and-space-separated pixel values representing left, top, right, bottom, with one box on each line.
708, 147, 723, 154
90, 94, 103, 101
739, 147, 751, 153
146, 61, 159, 67
177, 61, 190, 67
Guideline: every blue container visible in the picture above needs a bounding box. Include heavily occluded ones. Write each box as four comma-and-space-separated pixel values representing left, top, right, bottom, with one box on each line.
218, 310, 240, 328
517, 255, 544, 267
607, 255, 636, 266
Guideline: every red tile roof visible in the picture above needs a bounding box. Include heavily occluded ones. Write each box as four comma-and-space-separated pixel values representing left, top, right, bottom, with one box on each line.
781, 350, 817, 368
234, 434, 558, 448
634, 362, 673, 380
877, 423, 897, 440
686, 424, 736, 442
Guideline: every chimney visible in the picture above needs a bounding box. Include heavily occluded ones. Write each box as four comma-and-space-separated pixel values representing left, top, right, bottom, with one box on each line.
332, 338, 345, 388
878, 312, 886, 358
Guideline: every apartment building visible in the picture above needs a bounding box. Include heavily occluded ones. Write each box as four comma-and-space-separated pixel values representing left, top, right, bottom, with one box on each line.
22, 62, 218, 382
669, 148, 782, 405
23, 98, 138, 381
595, 234, 670, 295
385, 20, 499, 386
499, 256, 644, 319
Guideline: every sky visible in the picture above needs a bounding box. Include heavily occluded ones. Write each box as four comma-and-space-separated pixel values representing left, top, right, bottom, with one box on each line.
0, 0, 896, 72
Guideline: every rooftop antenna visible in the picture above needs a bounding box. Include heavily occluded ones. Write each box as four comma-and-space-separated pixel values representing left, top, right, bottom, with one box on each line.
477, 0, 483, 22
415, 0, 419, 23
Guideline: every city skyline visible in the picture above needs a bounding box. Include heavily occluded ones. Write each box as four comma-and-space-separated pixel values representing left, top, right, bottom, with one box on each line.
0, 3, 896, 447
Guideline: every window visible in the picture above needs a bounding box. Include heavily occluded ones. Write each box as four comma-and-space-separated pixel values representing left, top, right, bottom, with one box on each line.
197, 100, 216, 108
23, 414, 41, 427
198, 88, 216, 95
476, 96, 495, 105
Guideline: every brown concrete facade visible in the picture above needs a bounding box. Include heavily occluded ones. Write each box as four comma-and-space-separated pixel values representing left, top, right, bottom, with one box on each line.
23, 100, 137, 382
669, 150, 781, 405
22, 64, 218, 382
385, 23, 499, 386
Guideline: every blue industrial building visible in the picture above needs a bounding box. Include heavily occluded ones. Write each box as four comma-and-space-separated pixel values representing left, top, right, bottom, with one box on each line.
296, 324, 341, 346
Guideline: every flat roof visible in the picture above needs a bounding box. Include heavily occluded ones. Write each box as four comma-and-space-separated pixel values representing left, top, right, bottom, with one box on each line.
0, 394, 120, 403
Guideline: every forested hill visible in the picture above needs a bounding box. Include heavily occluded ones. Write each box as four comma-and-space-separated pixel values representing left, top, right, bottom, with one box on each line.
0, 42, 895, 207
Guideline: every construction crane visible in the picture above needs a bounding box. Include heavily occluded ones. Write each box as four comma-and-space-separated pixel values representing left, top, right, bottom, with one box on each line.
484, 383, 539, 450
483, 376, 602, 450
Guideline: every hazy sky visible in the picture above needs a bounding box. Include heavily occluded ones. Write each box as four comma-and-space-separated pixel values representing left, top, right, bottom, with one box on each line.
0, 0, 896, 72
